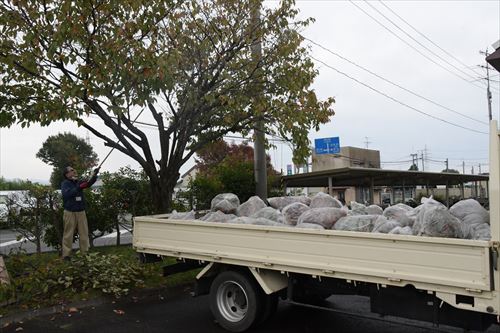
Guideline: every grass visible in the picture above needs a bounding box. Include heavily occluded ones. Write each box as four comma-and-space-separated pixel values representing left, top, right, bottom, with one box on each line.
0, 245, 199, 316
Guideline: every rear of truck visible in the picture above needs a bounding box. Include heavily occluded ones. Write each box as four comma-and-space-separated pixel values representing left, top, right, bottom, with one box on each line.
489, 120, 500, 320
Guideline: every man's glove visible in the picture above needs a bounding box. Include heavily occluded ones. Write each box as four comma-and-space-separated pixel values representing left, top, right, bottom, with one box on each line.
79, 181, 89, 189
93, 167, 101, 176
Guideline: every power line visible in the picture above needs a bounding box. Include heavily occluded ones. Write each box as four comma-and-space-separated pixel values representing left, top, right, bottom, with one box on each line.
427, 158, 446, 163
379, 0, 500, 94
348, 0, 487, 92
88, 113, 289, 143
310, 55, 488, 135
432, 156, 489, 162
376, 0, 488, 82
381, 160, 413, 164
304, 37, 488, 125
366, 1, 483, 83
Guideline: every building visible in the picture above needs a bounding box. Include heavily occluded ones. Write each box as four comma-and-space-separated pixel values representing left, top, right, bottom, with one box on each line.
173, 165, 198, 198
309, 147, 381, 204
312, 146, 381, 171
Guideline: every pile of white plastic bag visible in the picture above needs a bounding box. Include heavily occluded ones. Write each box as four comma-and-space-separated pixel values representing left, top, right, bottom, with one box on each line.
168, 192, 491, 240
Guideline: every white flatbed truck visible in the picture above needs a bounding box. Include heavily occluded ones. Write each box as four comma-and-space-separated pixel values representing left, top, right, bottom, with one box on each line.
133, 120, 500, 332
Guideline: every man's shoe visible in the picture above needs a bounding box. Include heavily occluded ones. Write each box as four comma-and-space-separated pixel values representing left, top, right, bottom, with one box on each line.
63, 256, 71, 262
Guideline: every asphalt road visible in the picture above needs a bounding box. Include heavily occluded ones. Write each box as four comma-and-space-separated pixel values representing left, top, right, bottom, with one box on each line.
3, 285, 499, 333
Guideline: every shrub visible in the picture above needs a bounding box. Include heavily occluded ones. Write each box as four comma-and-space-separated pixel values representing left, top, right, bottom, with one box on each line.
0, 251, 146, 309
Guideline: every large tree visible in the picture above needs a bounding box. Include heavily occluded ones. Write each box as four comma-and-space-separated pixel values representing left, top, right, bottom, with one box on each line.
0, 0, 335, 212
37, 132, 98, 187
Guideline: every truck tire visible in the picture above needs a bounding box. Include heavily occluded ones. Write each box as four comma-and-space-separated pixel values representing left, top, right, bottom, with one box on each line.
209, 270, 262, 332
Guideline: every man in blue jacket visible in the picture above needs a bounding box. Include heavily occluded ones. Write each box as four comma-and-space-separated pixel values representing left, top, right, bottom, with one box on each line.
61, 166, 100, 259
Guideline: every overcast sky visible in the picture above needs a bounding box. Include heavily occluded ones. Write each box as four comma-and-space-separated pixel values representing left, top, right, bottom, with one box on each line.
1, 0, 499, 182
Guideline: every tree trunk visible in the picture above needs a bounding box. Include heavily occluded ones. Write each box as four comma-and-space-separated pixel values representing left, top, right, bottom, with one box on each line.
149, 172, 179, 213
115, 221, 121, 246
36, 237, 41, 255
35, 219, 42, 255
34, 204, 42, 255
49, 196, 63, 255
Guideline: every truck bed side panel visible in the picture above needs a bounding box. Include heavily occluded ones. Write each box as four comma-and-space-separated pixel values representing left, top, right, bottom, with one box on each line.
133, 218, 491, 293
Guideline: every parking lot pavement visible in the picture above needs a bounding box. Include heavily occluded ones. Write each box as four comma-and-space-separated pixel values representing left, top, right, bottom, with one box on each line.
0, 285, 226, 333
3, 284, 497, 333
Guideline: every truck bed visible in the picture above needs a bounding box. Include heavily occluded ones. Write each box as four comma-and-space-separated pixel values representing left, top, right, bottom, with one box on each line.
133, 216, 493, 297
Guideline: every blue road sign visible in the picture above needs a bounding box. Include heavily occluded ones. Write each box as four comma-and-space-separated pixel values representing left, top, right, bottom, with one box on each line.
314, 137, 340, 155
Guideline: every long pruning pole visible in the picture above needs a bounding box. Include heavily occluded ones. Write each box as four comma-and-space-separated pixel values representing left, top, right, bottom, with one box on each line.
98, 108, 145, 169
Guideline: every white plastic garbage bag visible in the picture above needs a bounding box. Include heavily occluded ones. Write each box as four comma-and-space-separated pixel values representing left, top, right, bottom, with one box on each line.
470, 223, 491, 240
309, 192, 343, 209
211, 193, 240, 214
413, 205, 463, 238
411, 197, 446, 235
333, 215, 384, 232
295, 223, 325, 230
236, 196, 267, 217
251, 207, 285, 224
268, 196, 311, 210
366, 205, 383, 215
229, 216, 282, 226
282, 202, 310, 226
388, 226, 413, 235
449, 199, 489, 225
383, 205, 415, 227
372, 218, 401, 233
420, 196, 445, 208
350, 201, 367, 215
297, 207, 347, 229
199, 211, 237, 222
169, 210, 196, 220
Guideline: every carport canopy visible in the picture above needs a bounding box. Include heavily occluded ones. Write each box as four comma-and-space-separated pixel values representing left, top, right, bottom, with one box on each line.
282, 167, 488, 189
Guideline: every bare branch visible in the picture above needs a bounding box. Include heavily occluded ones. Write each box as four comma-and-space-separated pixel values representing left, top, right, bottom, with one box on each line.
85, 99, 148, 166
119, 112, 156, 168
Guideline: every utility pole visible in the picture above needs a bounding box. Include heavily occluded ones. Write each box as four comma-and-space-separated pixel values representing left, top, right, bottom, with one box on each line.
479, 163, 482, 174
410, 153, 418, 169
364, 137, 371, 149
462, 161, 465, 174
251, 0, 267, 200
479, 49, 493, 121
445, 158, 449, 172
418, 146, 428, 172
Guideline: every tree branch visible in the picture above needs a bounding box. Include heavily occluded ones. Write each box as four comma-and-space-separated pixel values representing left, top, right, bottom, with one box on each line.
84, 100, 147, 167
119, 112, 156, 168
147, 102, 170, 169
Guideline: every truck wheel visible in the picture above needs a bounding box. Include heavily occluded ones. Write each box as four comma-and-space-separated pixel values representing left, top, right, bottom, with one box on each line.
209, 271, 262, 332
